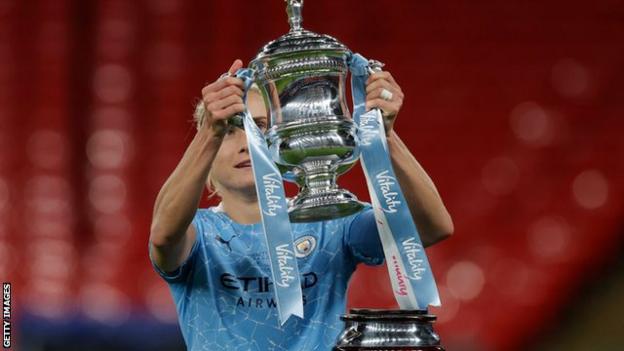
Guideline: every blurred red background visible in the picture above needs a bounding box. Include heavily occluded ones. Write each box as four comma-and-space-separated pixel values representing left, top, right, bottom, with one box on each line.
1, 0, 623, 350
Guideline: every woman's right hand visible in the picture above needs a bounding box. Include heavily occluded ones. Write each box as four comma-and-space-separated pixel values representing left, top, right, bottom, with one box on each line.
199, 59, 245, 137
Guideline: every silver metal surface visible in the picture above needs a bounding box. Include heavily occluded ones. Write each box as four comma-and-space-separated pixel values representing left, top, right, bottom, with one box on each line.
247, 0, 365, 222
334, 309, 444, 350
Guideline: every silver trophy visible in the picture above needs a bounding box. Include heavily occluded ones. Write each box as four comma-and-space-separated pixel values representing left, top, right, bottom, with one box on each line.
246, 0, 363, 222
242, 2, 445, 348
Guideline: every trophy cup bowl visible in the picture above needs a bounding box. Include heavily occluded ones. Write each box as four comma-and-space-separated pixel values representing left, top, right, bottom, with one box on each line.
334, 309, 445, 351
248, 2, 364, 222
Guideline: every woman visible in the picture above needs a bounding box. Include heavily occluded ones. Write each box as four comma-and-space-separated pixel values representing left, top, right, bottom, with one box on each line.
149, 59, 453, 350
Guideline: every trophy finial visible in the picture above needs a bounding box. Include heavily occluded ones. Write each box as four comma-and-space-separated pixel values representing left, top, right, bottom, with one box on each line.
286, 0, 303, 32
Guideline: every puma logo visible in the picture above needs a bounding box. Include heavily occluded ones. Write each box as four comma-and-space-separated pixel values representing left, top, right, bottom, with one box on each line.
215, 235, 235, 252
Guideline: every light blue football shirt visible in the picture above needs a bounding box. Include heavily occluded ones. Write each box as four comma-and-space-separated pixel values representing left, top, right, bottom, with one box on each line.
150, 203, 384, 351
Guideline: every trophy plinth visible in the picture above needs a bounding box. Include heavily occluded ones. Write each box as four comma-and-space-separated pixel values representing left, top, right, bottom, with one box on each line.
334, 309, 445, 351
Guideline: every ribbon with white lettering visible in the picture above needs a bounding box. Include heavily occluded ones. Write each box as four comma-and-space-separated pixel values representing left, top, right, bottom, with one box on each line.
235, 68, 304, 325
348, 54, 441, 309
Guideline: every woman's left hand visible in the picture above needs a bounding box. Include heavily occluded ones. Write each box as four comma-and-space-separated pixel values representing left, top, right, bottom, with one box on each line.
365, 71, 404, 133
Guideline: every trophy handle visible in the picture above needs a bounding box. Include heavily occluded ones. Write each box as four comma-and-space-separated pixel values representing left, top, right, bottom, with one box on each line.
367, 59, 385, 74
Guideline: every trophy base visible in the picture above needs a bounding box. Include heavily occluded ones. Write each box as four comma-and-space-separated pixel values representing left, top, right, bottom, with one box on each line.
335, 348, 444, 351
288, 189, 364, 222
334, 309, 444, 351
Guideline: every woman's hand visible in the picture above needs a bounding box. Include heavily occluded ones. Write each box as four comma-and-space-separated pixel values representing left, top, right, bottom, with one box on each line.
199, 59, 245, 137
365, 71, 404, 133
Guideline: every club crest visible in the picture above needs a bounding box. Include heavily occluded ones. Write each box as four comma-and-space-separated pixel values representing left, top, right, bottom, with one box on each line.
294, 235, 316, 258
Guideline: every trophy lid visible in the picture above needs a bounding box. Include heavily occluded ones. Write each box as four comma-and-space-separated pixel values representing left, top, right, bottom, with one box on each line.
252, 0, 349, 62
254, 30, 348, 59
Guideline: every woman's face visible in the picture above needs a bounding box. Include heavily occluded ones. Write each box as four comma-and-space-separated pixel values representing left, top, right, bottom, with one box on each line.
209, 90, 268, 195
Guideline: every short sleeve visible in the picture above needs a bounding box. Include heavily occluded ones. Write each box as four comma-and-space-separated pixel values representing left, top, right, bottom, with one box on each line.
149, 214, 204, 284
343, 206, 385, 266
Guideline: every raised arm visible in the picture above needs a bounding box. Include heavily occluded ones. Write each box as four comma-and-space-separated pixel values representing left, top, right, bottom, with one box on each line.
386, 130, 454, 247
365, 71, 454, 248
149, 59, 245, 272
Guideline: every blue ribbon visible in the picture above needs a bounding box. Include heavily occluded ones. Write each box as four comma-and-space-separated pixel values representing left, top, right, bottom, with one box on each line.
235, 68, 304, 325
348, 54, 441, 309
